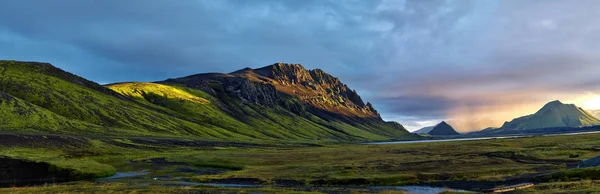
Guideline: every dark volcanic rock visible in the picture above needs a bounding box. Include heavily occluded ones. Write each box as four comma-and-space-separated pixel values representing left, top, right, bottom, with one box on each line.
428, 121, 460, 136
161, 62, 379, 118
161, 74, 279, 106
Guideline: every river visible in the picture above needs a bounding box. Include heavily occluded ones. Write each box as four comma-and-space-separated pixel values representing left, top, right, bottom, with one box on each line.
366, 130, 600, 145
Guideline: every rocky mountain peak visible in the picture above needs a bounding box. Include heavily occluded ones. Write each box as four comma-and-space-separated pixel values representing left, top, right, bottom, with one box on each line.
250, 63, 375, 117
254, 63, 311, 84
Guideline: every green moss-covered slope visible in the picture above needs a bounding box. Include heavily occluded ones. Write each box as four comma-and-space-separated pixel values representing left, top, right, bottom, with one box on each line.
0, 60, 248, 139
0, 60, 411, 142
0, 89, 106, 133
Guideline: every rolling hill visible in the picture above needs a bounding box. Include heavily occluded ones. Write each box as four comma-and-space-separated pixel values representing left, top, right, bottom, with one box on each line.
0, 60, 248, 139
0, 89, 105, 134
0, 60, 412, 142
499, 100, 600, 130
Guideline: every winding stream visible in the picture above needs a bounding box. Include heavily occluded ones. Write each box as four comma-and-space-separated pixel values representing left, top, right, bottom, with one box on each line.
97, 170, 473, 194
95, 158, 473, 194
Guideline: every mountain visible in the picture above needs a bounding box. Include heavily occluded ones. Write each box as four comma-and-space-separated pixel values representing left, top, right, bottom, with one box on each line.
162, 63, 380, 119
0, 60, 411, 142
499, 100, 600, 130
428, 121, 460, 136
157, 63, 410, 140
413, 126, 434, 134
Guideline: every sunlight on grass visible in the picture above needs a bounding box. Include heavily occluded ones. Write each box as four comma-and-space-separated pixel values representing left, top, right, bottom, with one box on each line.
107, 82, 210, 104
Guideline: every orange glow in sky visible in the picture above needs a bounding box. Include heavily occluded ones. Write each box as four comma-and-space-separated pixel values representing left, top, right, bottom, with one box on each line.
567, 93, 600, 110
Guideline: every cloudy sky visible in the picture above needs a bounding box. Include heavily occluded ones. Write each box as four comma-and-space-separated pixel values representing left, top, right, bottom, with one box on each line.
2, 0, 600, 131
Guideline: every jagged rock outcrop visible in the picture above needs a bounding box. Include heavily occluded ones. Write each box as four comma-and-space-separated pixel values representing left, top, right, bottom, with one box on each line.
224, 79, 278, 105
251, 63, 379, 118
162, 74, 279, 106
163, 63, 380, 118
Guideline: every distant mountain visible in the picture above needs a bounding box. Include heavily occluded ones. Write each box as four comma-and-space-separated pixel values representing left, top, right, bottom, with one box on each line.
480, 127, 498, 132
428, 121, 460, 136
413, 126, 435, 134
0, 60, 412, 142
498, 100, 600, 131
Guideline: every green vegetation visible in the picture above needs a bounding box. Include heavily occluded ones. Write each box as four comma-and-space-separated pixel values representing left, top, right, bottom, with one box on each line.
0, 147, 115, 179
1, 132, 600, 192
0, 60, 411, 143
0, 182, 323, 194
518, 181, 600, 193
5, 60, 600, 193
0, 91, 104, 134
107, 82, 210, 104
536, 166, 600, 182
0, 60, 247, 139
183, 134, 598, 185
110, 82, 395, 142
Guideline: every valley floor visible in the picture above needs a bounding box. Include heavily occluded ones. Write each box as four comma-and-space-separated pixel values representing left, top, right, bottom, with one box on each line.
2, 132, 600, 193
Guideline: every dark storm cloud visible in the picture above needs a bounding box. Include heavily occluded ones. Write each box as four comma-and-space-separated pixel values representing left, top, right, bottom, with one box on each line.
0, 0, 388, 82
1, 0, 600, 130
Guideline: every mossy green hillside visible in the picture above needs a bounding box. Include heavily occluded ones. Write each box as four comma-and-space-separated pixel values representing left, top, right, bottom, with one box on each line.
0, 90, 105, 134
108, 82, 407, 142
107, 82, 209, 104
0, 60, 411, 143
0, 147, 116, 180
0, 60, 253, 140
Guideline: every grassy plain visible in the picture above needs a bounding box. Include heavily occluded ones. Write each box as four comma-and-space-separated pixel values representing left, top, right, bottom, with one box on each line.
1, 132, 600, 193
